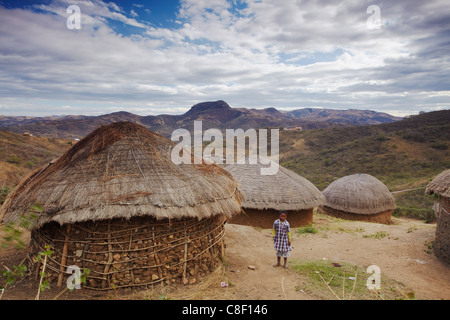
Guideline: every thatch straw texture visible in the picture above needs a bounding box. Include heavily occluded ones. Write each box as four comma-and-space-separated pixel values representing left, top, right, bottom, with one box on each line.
425, 169, 450, 197
426, 169, 450, 265
224, 158, 325, 211
0, 122, 243, 229
322, 173, 396, 215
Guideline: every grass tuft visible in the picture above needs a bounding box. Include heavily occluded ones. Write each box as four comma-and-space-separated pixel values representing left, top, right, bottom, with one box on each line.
290, 259, 412, 300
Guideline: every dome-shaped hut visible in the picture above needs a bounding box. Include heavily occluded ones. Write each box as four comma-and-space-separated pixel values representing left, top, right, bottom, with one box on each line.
319, 173, 396, 224
426, 169, 450, 264
224, 158, 325, 228
0, 122, 243, 290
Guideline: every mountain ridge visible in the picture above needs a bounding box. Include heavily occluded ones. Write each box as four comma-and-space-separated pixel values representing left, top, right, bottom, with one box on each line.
0, 100, 403, 139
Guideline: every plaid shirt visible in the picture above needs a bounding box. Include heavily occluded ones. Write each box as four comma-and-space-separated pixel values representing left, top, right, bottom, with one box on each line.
273, 219, 291, 252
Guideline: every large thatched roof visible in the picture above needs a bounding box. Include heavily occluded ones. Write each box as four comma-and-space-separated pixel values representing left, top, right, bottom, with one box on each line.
426, 169, 450, 198
322, 173, 396, 215
0, 122, 243, 229
224, 158, 325, 211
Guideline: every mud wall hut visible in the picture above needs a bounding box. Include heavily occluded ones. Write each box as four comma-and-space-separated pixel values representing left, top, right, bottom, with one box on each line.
0, 122, 243, 290
319, 173, 396, 224
224, 158, 325, 228
426, 169, 450, 265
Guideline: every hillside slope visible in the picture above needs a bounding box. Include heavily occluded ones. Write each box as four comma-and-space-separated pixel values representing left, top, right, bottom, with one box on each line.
0, 131, 70, 189
280, 109, 450, 221
286, 108, 402, 125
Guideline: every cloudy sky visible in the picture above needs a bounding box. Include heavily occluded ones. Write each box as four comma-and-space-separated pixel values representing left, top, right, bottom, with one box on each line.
0, 0, 449, 117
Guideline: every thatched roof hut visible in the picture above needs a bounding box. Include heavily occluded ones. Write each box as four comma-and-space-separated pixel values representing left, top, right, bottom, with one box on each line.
0, 122, 243, 289
320, 173, 396, 224
224, 158, 325, 228
426, 169, 450, 198
426, 169, 450, 264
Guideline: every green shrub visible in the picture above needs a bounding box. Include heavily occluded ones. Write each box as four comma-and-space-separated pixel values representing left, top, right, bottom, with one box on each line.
431, 142, 448, 150
6, 156, 21, 165
363, 231, 389, 239
403, 131, 425, 142
297, 224, 318, 234
393, 206, 435, 223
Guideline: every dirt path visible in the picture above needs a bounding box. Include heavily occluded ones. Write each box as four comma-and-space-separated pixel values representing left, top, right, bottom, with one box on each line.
1, 214, 449, 300
222, 223, 315, 300
221, 214, 450, 300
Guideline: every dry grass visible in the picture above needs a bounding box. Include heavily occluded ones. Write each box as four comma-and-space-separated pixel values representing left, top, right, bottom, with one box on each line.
0, 130, 71, 187
125, 265, 234, 300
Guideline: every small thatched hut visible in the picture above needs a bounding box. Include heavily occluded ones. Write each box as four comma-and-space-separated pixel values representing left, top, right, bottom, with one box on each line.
224, 158, 325, 228
319, 173, 396, 224
0, 122, 243, 290
426, 169, 450, 264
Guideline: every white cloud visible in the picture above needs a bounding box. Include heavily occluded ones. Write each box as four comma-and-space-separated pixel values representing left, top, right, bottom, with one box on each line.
0, 0, 449, 117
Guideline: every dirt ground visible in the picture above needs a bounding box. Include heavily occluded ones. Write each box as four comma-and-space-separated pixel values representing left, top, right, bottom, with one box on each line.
1, 213, 449, 300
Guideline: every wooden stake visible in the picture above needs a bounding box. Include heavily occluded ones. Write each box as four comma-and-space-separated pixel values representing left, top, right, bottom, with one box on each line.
101, 223, 113, 289
315, 268, 341, 300
182, 240, 188, 285
152, 226, 163, 285
220, 220, 225, 260
182, 222, 188, 285
35, 254, 48, 300
207, 231, 215, 268
220, 239, 225, 260
57, 224, 71, 288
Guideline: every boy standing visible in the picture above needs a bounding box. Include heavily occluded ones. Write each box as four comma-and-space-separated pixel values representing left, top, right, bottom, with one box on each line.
272, 210, 291, 269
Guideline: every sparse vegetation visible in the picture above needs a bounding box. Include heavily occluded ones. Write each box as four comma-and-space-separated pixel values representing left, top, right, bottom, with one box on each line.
6, 155, 21, 165
424, 240, 434, 254
431, 142, 448, 150
363, 231, 390, 239
1, 207, 39, 250
0, 207, 40, 296
0, 130, 71, 187
0, 186, 11, 205
281, 110, 450, 222
289, 259, 411, 300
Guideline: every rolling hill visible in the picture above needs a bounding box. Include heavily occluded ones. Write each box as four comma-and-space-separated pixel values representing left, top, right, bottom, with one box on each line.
0, 131, 71, 197
286, 108, 402, 125
279, 109, 450, 221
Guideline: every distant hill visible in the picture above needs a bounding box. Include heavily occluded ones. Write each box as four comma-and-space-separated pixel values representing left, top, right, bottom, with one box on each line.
0, 115, 91, 127
280, 109, 450, 222
285, 108, 402, 125
0, 101, 402, 139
